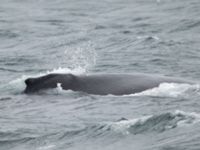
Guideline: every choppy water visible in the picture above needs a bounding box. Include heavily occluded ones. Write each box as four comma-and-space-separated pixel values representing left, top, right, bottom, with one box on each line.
1, 0, 200, 150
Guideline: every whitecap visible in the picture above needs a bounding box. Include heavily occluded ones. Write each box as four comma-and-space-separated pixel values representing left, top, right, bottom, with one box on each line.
131, 83, 199, 98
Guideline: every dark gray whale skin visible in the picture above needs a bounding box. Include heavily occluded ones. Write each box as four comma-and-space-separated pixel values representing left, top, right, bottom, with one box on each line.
24, 73, 193, 95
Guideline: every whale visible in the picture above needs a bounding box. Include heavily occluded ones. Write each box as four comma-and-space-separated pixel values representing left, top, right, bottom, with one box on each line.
23, 73, 193, 95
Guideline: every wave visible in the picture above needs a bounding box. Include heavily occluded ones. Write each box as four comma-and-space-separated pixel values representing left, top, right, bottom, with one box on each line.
1, 110, 199, 149
109, 110, 200, 135
57, 110, 200, 139
62, 110, 200, 137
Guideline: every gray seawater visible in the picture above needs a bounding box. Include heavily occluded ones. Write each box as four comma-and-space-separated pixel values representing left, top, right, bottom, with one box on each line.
1, 0, 200, 149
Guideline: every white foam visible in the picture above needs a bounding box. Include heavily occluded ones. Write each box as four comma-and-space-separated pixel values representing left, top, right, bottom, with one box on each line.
46, 67, 86, 75
132, 83, 200, 98
56, 83, 63, 91
110, 116, 151, 135
39, 82, 80, 96
174, 110, 200, 126
38, 144, 56, 150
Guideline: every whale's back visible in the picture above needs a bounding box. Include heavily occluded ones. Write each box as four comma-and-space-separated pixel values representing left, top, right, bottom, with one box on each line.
73, 73, 191, 95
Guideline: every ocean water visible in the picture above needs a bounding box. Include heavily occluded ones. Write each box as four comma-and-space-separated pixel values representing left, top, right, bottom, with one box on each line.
1, 0, 200, 150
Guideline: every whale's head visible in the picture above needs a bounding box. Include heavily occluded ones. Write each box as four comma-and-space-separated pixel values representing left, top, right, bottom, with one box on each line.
23, 73, 74, 94
24, 74, 58, 93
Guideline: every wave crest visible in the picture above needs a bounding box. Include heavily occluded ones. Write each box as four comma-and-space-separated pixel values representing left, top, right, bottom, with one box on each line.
110, 110, 200, 135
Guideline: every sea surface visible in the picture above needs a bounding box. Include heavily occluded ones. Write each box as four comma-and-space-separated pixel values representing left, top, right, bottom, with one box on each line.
1, 0, 200, 150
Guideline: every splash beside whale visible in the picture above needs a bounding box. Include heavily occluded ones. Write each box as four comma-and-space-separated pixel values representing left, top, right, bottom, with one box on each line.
24, 73, 194, 95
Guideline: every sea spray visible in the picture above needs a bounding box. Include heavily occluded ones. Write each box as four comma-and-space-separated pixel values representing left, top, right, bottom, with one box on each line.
63, 41, 96, 71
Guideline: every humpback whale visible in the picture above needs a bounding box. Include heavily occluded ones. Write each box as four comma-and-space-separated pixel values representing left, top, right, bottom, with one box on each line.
24, 73, 193, 95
